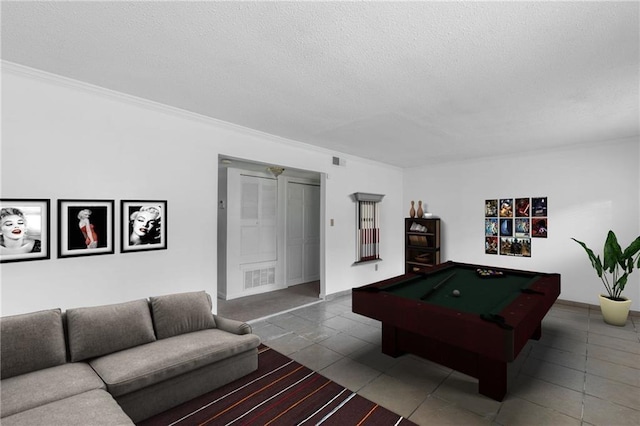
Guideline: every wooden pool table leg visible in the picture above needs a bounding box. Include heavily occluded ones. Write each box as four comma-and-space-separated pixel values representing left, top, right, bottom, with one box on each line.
381, 324, 404, 357
478, 356, 507, 401
531, 322, 542, 340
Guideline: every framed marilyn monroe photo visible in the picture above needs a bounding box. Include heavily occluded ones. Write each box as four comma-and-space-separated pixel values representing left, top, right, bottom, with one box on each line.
0, 199, 50, 263
121, 200, 167, 253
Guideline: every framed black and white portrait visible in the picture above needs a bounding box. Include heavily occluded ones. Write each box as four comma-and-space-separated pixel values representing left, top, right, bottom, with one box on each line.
0, 199, 51, 263
121, 200, 167, 253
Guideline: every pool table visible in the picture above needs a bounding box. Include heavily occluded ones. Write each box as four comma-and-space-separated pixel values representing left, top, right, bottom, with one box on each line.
352, 261, 560, 401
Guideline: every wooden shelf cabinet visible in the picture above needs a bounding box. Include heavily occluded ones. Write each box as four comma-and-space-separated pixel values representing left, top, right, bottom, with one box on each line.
405, 218, 441, 273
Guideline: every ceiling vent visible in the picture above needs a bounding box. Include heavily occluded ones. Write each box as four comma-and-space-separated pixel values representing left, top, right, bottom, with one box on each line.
332, 156, 346, 166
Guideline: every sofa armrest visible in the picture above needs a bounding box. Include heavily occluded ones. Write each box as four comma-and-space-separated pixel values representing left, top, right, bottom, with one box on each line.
213, 315, 252, 335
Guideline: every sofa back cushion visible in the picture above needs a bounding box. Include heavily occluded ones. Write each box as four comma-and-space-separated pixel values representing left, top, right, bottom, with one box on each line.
1, 309, 67, 379
66, 299, 156, 362
150, 291, 216, 339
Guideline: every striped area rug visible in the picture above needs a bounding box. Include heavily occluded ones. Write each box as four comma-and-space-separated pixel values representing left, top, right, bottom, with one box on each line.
139, 345, 416, 426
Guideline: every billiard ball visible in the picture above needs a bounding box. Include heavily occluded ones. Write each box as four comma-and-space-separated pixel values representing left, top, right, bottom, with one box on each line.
452, 289, 460, 297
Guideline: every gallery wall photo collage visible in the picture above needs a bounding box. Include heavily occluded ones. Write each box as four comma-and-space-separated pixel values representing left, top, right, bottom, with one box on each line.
485, 197, 547, 257
0, 198, 167, 264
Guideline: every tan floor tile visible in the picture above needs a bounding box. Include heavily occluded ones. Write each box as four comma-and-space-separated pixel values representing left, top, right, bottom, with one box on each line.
589, 318, 638, 340
348, 344, 400, 373
529, 344, 587, 370
543, 315, 589, 333
495, 397, 581, 425
358, 373, 430, 418
290, 305, 339, 322
547, 306, 590, 322
588, 332, 640, 355
541, 325, 588, 343
321, 315, 362, 331
317, 332, 369, 356
521, 358, 586, 392
289, 343, 343, 371
345, 322, 382, 345
319, 356, 381, 392
585, 373, 640, 410
297, 324, 339, 343
535, 332, 588, 354
510, 375, 583, 419
586, 357, 640, 387
386, 355, 450, 392
588, 343, 640, 369
582, 394, 640, 426
265, 332, 314, 355
432, 371, 501, 418
409, 395, 492, 425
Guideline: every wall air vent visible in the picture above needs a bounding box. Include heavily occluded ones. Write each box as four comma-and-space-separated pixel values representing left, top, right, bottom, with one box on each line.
243, 267, 276, 290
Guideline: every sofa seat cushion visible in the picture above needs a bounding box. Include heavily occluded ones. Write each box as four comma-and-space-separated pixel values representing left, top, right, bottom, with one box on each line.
90, 328, 260, 397
1, 389, 134, 426
0, 362, 105, 418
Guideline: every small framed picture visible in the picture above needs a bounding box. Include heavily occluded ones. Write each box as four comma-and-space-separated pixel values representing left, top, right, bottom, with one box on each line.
532, 217, 548, 238
58, 199, 114, 258
515, 198, 530, 217
485, 199, 498, 217
121, 200, 167, 253
499, 218, 513, 236
485, 218, 498, 236
0, 199, 51, 263
499, 199, 513, 217
532, 197, 548, 217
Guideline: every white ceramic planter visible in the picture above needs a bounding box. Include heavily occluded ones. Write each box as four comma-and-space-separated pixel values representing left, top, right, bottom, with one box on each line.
598, 294, 632, 326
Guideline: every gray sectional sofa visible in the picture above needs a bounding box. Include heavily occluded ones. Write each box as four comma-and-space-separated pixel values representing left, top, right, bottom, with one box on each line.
0, 291, 261, 425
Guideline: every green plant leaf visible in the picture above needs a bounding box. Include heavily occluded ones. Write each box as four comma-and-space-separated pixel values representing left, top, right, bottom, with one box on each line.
603, 231, 622, 273
616, 272, 629, 293
621, 236, 640, 259
572, 238, 603, 277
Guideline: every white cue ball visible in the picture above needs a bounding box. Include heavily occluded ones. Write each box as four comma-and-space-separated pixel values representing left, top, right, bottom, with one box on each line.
452, 289, 460, 297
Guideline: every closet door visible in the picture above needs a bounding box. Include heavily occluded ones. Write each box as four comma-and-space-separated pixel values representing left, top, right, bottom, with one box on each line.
286, 183, 304, 285
303, 184, 320, 281
240, 175, 277, 263
286, 182, 320, 285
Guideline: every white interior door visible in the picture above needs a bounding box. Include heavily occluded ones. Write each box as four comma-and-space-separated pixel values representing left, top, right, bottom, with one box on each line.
240, 175, 277, 263
286, 182, 320, 286
286, 183, 304, 285
303, 185, 320, 281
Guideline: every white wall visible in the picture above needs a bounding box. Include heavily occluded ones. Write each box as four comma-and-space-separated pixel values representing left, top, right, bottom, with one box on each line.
404, 137, 640, 311
1, 64, 404, 316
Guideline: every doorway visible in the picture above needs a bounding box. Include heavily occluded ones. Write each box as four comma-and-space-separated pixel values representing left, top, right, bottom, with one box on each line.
217, 156, 323, 321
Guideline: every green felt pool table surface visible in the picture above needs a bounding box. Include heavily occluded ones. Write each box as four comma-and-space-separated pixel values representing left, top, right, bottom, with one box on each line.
380, 264, 540, 316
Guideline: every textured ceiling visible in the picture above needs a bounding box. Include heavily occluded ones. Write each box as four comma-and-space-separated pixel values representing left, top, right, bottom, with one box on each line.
2, 1, 638, 167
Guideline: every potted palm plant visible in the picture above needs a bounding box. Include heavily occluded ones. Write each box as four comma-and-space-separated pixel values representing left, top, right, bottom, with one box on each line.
572, 230, 640, 326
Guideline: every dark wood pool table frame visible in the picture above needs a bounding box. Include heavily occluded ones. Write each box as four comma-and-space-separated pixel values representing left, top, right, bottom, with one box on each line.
352, 261, 561, 401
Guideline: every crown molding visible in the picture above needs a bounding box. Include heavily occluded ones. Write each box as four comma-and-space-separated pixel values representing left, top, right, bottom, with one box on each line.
2, 60, 402, 171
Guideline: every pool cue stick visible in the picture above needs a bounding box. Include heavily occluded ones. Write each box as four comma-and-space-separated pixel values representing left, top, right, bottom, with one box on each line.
420, 272, 457, 300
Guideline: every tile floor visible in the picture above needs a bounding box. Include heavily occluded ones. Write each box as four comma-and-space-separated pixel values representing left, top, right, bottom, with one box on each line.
250, 295, 640, 425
